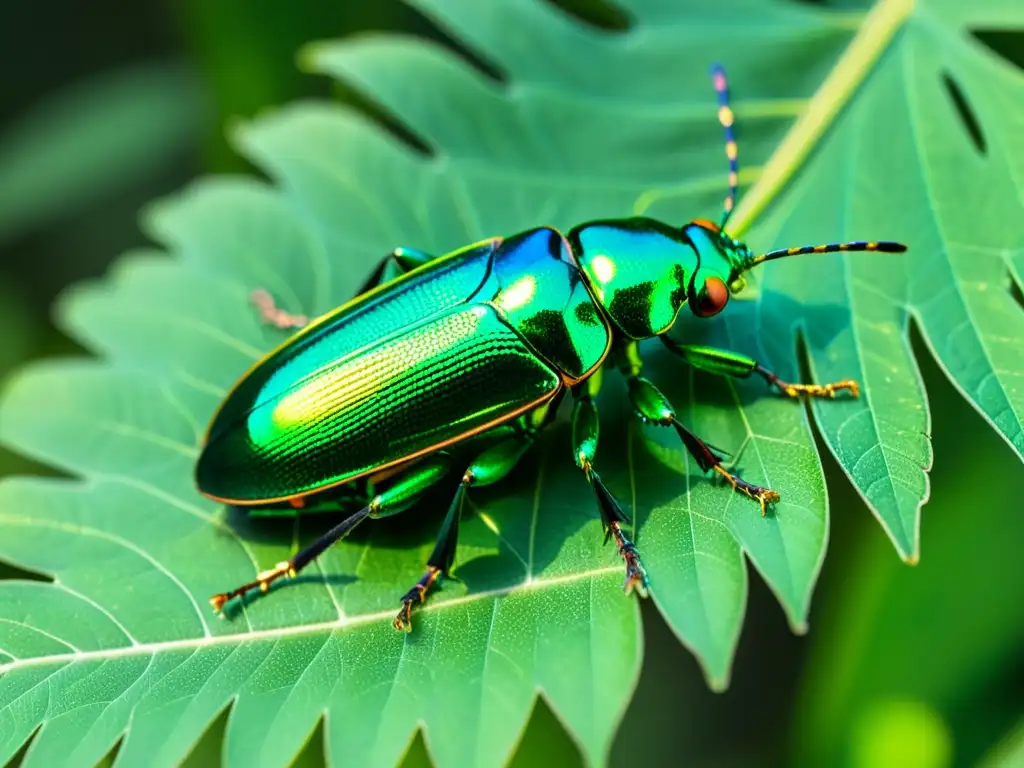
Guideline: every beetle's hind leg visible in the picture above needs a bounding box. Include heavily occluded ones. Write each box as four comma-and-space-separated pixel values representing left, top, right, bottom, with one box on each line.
661, 337, 859, 400
209, 453, 452, 615
570, 387, 649, 596
250, 247, 436, 332
392, 480, 464, 633
210, 431, 536, 627
209, 503, 371, 613
394, 434, 535, 631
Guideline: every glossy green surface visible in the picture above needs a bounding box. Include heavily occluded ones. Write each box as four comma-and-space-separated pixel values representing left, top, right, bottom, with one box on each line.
688, 346, 757, 378
680, 222, 753, 295
466, 434, 534, 488
197, 303, 561, 502
570, 218, 759, 340
369, 454, 452, 519
196, 224, 621, 504
197, 213, 784, 506
204, 238, 498, 448
627, 376, 674, 425
488, 227, 610, 380
569, 217, 695, 339
571, 395, 599, 469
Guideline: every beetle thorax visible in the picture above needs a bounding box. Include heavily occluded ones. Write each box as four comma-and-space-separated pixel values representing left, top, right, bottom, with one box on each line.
568, 217, 697, 339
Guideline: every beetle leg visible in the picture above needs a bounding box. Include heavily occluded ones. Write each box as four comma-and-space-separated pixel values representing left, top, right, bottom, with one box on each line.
393, 433, 536, 632
754, 366, 859, 400
209, 504, 371, 614
393, 474, 469, 632
626, 373, 780, 516
571, 390, 649, 597
354, 247, 435, 297
394, 566, 444, 632
661, 336, 859, 400
210, 454, 453, 616
248, 248, 435, 332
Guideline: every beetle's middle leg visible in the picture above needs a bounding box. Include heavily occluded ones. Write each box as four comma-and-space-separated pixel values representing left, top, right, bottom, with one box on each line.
661, 336, 859, 400
570, 379, 649, 596
617, 341, 779, 515
250, 247, 436, 331
394, 432, 537, 632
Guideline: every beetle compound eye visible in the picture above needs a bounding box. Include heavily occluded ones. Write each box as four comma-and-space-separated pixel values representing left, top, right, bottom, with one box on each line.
694, 276, 729, 317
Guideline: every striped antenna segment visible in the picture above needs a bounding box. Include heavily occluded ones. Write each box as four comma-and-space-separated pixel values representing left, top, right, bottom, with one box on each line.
750, 240, 907, 266
711, 64, 739, 229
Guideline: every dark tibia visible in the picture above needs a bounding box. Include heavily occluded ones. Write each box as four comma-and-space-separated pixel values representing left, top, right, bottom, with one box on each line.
209, 505, 371, 613
392, 476, 468, 632
571, 392, 649, 596
608, 520, 647, 596
393, 566, 443, 633
588, 467, 630, 541
391, 432, 538, 632
626, 372, 780, 516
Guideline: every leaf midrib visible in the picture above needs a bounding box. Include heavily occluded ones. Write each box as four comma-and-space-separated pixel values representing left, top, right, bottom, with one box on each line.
730, 0, 914, 237
0, 565, 620, 676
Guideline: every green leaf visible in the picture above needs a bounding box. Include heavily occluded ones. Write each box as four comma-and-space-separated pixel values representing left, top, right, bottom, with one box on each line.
738, 0, 1024, 559
1, 1, 1022, 766
978, 719, 1024, 768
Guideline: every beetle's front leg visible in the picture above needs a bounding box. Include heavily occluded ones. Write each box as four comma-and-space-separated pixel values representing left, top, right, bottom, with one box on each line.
661, 336, 859, 400
571, 388, 648, 596
250, 247, 436, 331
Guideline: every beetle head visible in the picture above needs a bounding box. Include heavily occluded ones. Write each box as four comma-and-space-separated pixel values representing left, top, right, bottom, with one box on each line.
679, 64, 906, 321
681, 217, 906, 319
680, 219, 751, 318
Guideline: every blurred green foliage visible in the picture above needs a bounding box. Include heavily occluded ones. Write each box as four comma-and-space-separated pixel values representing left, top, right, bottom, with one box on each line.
793, 342, 1024, 767
0, 63, 206, 246
172, 0, 434, 172
0, 1, 1020, 766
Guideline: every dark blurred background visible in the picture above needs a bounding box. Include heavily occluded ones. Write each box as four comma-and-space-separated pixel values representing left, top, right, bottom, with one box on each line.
1, 2, 1021, 766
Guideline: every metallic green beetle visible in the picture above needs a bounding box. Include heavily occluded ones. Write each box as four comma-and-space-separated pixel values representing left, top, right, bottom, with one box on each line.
198, 65, 906, 631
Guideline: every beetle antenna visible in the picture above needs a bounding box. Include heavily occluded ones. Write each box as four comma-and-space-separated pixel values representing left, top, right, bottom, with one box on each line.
711, 64, 739, 230
748, 240, 907, 267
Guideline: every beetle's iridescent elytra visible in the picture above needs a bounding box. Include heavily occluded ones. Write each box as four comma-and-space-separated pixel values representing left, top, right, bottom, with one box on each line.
197, 65, 906, 630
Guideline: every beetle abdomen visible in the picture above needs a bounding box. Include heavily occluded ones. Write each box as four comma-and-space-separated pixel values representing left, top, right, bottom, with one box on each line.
204, 239, 500, 453
196, 303, 561, 504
